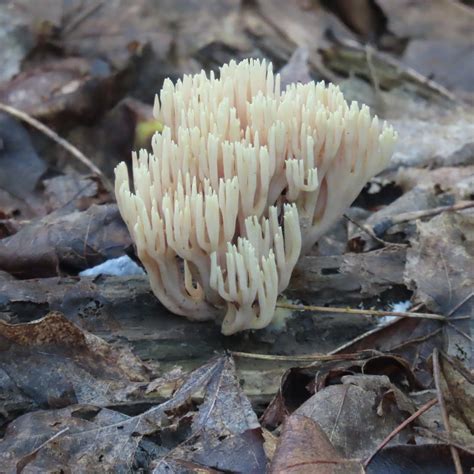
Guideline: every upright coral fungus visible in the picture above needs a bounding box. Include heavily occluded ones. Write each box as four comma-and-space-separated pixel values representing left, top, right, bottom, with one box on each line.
115, 58, 397, 334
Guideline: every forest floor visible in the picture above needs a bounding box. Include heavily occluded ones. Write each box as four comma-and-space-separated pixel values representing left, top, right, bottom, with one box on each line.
0, 1, 473, 472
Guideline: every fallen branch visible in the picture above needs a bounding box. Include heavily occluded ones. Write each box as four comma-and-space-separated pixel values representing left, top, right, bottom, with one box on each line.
0, 102, 112, 192
276, 302, 446, 321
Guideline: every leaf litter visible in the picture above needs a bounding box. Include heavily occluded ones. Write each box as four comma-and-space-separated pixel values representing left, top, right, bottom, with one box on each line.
0, 0, 473, 472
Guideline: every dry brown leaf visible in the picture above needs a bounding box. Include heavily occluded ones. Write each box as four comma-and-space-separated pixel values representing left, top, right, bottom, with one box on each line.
294, 375, 411, 459
270, 414, 363, 474
0, 311, 151, 427
0, 57, 122, 123
0, 204, 132, 278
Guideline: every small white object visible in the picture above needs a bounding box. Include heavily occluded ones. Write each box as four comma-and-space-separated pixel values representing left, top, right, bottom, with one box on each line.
378, 300, 412, 326
79, 255, 145, 277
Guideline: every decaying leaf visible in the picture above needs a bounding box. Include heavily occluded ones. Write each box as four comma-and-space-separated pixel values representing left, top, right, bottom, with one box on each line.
0, 204, 132, 278
348, 187, 455, 251
333, 317, 444, 387
436, 353, 474, 448
0, 57, 123, 124
42, 173, 111, 213
0, 312, 150, 427
367, 444, 474, 474
270, 414, 363, 474
153, 356, 266, 473
262, 354, 421, 438
294, 374, 410, 459
405, 212, 473, 363
0, 405, 158, 473
289, 246, 406, 305
0, 353, 265, 472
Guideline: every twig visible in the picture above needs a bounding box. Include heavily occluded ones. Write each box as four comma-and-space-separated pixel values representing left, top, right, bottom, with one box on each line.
389, 328, 443, 352
276, 302, 446, 321
343, 213, 398, 248
372, 201, 474, 237
363, 398, 437, 468
0, 102, 112, 192
447, 291, 474, 317
446, 321, 473, 342
414, 426, 474, 455
433, 349, 463, 474
285, 459, 362, 469
231, 351, 372, 362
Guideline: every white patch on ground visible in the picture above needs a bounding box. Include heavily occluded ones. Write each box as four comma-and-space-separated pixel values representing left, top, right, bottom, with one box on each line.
377, 300, 412, 326
79, 255, 145, 277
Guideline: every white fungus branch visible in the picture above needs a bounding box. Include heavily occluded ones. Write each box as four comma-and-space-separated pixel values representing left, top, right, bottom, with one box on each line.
115, 58, 397, 334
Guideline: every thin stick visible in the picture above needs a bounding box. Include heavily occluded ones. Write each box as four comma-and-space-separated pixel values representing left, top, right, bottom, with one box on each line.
0, 102, 112, 191
446, 321, 473, 342
433, 349, 463, 474
276, 302, 446, 321
231, 351, 372, 362
389, 328, 443, 352
285, 459, 362, 469
372, 201, 474, 237
447, 292, 473, 317
415, 426, 474, 455
343, 212, 397, 248
363, 397, 437, 468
